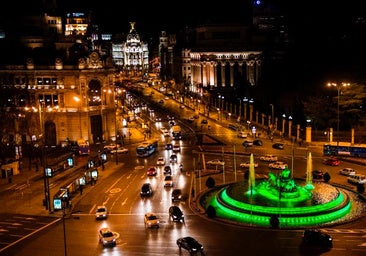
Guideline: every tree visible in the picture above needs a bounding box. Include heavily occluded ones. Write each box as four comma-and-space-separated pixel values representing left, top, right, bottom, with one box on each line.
357, 184, 365, 194
206, 176, 215, 188
323, 172, 331, 182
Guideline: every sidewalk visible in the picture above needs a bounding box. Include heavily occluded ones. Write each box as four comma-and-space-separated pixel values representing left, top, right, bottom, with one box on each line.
0, 125, 146, 217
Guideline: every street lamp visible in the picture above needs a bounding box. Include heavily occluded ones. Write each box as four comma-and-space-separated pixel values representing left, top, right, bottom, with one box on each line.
270, 104, 274, 126
327, 82, 350, 147
38, 101, 51, 212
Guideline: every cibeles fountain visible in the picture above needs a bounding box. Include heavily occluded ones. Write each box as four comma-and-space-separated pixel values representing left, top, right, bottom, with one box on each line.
201, 153, 366, 228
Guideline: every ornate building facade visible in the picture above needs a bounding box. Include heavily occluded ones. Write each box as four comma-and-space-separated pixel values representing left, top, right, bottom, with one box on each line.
112, 22, 149, 77
0, 49, 117, 149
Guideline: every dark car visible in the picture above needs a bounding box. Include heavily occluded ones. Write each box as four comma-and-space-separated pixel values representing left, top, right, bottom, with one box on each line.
170, 154, 178, 163
253, 139, 263, 146
169, 205, 185, 222
140, 183, 153, 197
312, 170, 324, 180
301, 229, 333, 248
272, 142, 284, 150
171, 188, 182, 202
323, 157, 340, 166
164, 143, 173, 150
177, 236, 204, 254
164, 165, 172, 175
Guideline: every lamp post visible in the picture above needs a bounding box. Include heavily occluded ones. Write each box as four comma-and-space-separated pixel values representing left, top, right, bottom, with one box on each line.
270, 104, 274, 126
327, 82, 350, 147
38, 101, 51, 212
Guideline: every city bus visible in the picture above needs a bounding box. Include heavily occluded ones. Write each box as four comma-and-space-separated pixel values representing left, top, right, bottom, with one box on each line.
136, 140, 158, 157
323, 143, 366, 158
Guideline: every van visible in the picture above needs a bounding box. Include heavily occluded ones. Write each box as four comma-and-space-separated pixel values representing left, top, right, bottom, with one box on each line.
347, 175, 366, 185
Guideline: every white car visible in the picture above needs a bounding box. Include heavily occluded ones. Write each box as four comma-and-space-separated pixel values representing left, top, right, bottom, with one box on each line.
156, 157, 165, 166
347, 174, 366, 185
98, 228, 117, 247
173, 144, 181, 152
259, 154, 278, 162
95, 205, 108, 220
339, 168, 356, 176
237, 131, 248, 138
268, 161, 288, 170
240, 161, 259, 168
110, 147, 128, 154
207, 159, 225, 166
144, 212, 160, 228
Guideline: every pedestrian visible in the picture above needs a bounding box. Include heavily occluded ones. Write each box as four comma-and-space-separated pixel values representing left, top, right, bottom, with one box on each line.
79, 185, 83, 195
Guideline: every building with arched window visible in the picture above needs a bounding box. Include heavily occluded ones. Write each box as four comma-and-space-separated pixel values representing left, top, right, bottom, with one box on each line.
112, 22, 149, 77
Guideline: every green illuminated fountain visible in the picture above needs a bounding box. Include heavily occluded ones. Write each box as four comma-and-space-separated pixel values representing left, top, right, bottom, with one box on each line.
203, 153, 353, 228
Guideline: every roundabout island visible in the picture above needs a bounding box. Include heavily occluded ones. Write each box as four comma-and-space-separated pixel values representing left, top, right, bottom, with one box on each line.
199, 154, 366, 229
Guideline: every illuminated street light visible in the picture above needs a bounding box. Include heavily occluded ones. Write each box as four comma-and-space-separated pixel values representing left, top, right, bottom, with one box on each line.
327, 82, 350, 147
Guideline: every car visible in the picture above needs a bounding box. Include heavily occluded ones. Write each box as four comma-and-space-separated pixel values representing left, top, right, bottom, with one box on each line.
339, 167, 356, 176
169, 205, 184, 222
242, 140, 254, 147
155, 116, 162, 122
272, 142, 284, 149
301, 229, 333, 248
103, 143, 121, 153
95, 205, 108, 220
240, 161, 259, 168
140, 183, 153, 197
160, 127, 170, 136
158, 99, 164, 104
259, 154, 278, 162
144, 212, 159, 228
268, 161, 288, 170
201, 119, 208, 124
164, 143, 173, 150
98, 228, 117, 247
347, 174, 366, 185
156, 157, 165, 166
253, 139, 263, 146
173, 144, 181, 152
170, 154, 178, 163
176, 236, 204, 254
147, 167, 157, 176
163, 165, 172, 175
171, 188, 182, 201
312, 170, 324, 180
164, 175, 174, 187
110, 146, 128, 154
237, 131, 248, 138
206, 159, 225, 166
323, 157, 340, 166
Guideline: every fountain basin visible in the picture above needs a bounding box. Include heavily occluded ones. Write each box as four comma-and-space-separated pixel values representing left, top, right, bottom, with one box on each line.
203, 180, 353, 228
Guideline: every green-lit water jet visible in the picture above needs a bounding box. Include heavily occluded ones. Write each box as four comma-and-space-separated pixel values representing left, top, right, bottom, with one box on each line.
202, 160, 354, 228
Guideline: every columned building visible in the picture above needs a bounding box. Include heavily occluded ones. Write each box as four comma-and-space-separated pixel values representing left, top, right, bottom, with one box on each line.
189, 51, 261, 90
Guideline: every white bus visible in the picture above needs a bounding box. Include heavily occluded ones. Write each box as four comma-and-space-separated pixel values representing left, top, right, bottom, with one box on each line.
136, 140, 158, 157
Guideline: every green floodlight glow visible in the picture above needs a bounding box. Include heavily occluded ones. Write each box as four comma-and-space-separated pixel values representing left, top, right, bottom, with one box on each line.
203, 170, 354, 228
210, 187, 351, 228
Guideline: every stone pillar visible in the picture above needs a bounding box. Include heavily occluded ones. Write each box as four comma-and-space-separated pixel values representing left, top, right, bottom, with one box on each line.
329, 128, 333, 143
306, 126, 312, 143
351, 128, 354, 145
288, 120, 293, 138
